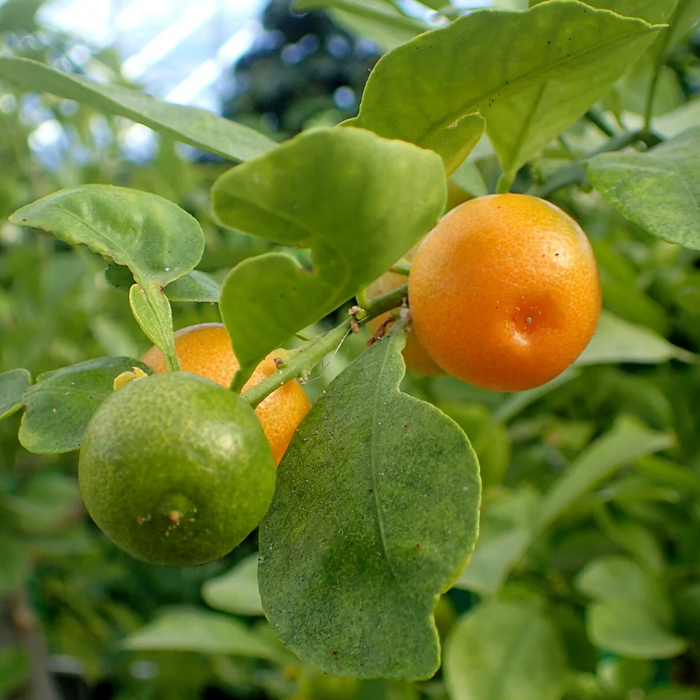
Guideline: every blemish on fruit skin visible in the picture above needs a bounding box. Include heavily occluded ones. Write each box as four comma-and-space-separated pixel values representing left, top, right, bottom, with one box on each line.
169, 510, 181, 524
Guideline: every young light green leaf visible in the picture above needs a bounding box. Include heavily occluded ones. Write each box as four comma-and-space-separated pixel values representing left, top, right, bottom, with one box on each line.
588, 599, 687, 659
0, 57, 275, 162
258, 326, 481, 680
121, 609, 283, 661
18, 357, 151, 454
350, 2, 661, 178
577, 311, 695, 366
444, 600, 566, 700
214, 127, 447, 381
536, 418, 673, 533
10, 185, 205, 365
202, 554, 264, 617
575, 555, 671, 623
588, 127, 700, 250
0, 369, 31, 421
165, 271, 221, 303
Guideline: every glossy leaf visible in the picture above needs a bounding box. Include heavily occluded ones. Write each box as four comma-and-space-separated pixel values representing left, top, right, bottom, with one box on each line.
19, 357, 151, 454
0, 57, 275, 162
588, 127, 700, 250
588, 599, 687, 659
577, 311, 695, 366
214, 127, 446, 380
444, 600, 566, 700
202, 554, 264, 617
10, 185, 205, 363
121, 609, 284, 661
258, 326, 481, 679
349, 2, 661, 178
0, 368, 31, 420
536, 418, 673, 532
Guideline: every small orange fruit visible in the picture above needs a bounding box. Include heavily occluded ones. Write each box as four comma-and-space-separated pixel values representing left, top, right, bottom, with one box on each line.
408, 194, 601, 392
142, 323, 311, 465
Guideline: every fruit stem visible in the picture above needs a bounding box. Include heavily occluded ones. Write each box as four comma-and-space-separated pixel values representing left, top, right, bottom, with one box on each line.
389, 261, 412, 276
240, 285, 409, 409
495, 172, 513, 194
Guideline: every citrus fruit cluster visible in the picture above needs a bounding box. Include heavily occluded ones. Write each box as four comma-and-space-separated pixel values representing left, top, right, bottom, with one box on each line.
79, 193, 600, 567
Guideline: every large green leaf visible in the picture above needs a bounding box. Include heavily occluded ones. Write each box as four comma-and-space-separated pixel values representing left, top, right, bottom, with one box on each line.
258, 326, 481, 680
0, 57, 275, 162
202, 554, 264, 617
121, 609, 284, 661
19, 357, 151, 454
444, 600, 566, 700
0, 369, 31, 420
214, 127, 446, 381
588, 599, 687, 659
10, 186, 205, 366
588, 127, 700, 250
349, 2, 661, 179
577, 311, 695, 365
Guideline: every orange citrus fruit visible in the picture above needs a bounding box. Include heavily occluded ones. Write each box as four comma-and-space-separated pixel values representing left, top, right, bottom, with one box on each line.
79, 372, 275, 566
409, 194, 601, 391
142, 323, 311, 465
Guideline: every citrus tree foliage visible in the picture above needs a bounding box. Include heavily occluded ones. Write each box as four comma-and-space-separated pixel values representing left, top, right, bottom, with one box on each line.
2, 0, 700, 697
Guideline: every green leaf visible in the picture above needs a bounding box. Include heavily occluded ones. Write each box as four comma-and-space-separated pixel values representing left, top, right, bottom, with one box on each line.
10, 185, 205, 365
258, 326, 481, 680
0, 369, 31, 421
588, 599, 687, 659
0, 57, 275, 162
296, 0, 428, 35
5, 472, 81, 534
588, 127, 700, 250
0, 646, 30, 699
575, 555, 671, 623
537, 0, 677, 23
536, 418, 673, 532
18, 357, 151, 454
165, 271, 221, 303
214, 127, 446, 380
202, 554, 264, 617
121, 609, 283, 661
444, 600, 566, 700
325, 4, 420, 51
0, 536, 30, 596
577, 311, 694, 366
350, 2, 661, 178
453, 488, 540, 595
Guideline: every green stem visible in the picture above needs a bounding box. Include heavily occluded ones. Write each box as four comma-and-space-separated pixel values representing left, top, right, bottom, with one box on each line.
584, 108, 616, 138
389, 261, 412, 276
496, 172, 513, 194
529, 130, 647, 199
240, 285, 408, 409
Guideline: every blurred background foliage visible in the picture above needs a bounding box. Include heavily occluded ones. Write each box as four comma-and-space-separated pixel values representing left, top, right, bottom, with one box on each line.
2, 0, 700, 699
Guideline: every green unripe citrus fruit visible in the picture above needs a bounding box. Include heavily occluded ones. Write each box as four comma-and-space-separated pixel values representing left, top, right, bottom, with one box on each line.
78, 372, 276, 566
